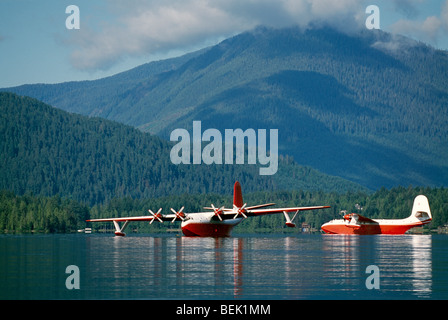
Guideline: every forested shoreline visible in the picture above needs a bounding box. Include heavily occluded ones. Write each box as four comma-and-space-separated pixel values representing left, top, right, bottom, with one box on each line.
1, 185, 447, 234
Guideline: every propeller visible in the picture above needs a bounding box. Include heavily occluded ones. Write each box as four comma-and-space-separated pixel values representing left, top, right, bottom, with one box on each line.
210, 204, 225, 221
148, 208, 163, 224
170, 206, 186, 223
233, 203, 248, 219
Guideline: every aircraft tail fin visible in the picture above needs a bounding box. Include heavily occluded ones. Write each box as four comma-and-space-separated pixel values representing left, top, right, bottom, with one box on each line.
233, 181, 244, 208
410, 195, 432, 222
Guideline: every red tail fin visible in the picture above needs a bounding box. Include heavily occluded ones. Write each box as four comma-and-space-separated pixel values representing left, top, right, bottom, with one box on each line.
233, 181, 243, 207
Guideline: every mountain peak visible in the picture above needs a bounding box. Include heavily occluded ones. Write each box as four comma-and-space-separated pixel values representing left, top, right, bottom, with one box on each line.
3, 25, 447, 189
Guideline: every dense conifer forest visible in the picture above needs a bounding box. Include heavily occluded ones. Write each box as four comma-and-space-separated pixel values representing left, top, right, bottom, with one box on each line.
1, 185, 447, 234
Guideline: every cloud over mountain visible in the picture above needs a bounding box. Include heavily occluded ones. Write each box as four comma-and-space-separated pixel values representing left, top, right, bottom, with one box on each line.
61, 0, 448, 72
65, 0, 364, 71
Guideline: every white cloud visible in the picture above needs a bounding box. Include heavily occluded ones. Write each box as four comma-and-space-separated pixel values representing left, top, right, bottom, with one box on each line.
389, 0, 448, 47
442, 0, 448, 30
64, 0, 365, 71
422, 16, 443, 40
391, 16, 446, 47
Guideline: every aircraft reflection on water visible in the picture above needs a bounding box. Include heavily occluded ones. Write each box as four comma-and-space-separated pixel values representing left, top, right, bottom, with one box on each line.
88, 234, 433, 299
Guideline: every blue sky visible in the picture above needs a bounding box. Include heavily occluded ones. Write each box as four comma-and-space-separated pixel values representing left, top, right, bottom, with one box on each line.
1, 0, 447, 88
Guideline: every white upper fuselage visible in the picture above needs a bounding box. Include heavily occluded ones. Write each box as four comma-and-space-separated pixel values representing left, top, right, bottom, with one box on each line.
180, 211, 243, 227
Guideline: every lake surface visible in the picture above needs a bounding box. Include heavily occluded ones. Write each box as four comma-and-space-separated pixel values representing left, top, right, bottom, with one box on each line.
1, 233, 447, 300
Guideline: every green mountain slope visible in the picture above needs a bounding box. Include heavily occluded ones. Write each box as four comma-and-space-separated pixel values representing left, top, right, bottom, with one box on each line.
0, 92, 365, 205
4, 26, 448, 189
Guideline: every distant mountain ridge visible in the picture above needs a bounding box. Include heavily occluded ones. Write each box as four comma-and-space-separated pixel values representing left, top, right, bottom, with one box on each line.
4, 26, 448, 189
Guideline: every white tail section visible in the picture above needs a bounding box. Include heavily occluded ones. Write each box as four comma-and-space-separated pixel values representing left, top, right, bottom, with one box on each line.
410, 195, 432, 222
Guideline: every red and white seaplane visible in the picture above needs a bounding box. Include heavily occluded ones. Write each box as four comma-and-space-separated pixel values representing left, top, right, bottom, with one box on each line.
87, 181, 330, 237
321, 195, 432, 235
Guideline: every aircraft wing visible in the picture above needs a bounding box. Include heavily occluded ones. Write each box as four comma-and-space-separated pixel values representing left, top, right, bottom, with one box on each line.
351, 213, 377, 224
87, 216, 168, 223
217, 205, 330, 227
216, 205, 330, 220
86, 209, 182, 236
87, 208, 181, 224
243, 206, 331, 217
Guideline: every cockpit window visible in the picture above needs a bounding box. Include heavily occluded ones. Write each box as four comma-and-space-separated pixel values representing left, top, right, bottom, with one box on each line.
415, 211, 429, 219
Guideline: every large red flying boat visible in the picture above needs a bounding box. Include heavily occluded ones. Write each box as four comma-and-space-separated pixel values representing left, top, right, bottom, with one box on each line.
87, 181, 330, 237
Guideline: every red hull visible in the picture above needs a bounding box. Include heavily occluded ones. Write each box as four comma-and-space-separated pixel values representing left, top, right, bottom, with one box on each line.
181, 222, 235, 237
321, 222, 424, 235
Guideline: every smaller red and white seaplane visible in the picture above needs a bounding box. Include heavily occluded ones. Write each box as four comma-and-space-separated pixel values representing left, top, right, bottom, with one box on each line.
87, 181, 330, 237
321, 195, 432, 235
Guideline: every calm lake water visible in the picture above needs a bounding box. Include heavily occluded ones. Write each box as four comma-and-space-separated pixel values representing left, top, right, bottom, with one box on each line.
1, 233, 447, 300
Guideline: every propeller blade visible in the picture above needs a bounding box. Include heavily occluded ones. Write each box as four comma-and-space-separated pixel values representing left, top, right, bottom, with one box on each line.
242, 203, 248, 218
156, 208, 163, 222
171, 211, 178, 223
148, 209, 155, 224
233, 203, 248, 219
170, 206, 185, 223
148, 208, 163, 224
211, 204, 223, 221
